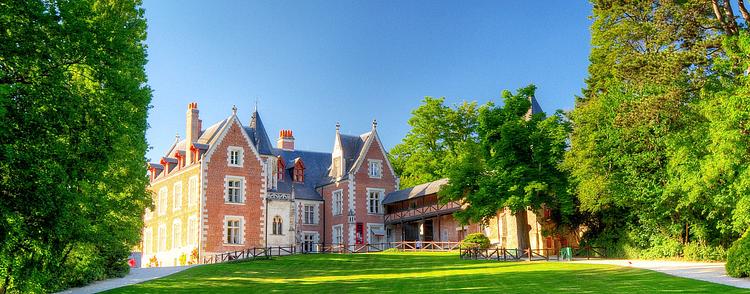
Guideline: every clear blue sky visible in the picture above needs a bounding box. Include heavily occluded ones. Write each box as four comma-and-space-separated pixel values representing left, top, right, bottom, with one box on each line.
143, 1, 593, 161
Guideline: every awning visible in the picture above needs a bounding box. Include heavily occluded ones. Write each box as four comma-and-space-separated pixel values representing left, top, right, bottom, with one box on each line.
370, 229, 385, 236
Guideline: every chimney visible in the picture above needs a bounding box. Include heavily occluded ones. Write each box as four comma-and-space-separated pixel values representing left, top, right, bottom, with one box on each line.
277, 129, 295, 151
186, 102, 201, 162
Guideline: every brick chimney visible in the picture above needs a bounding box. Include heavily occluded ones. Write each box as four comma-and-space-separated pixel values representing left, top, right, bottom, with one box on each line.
185, 102, 201, 161
277, 129, 294, 151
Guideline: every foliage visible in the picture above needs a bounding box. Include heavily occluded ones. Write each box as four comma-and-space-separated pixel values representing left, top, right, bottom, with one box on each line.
0, 0, 151, 292
389, 97, 478, 188
190, 248, 199, 265
461, 233, 491, 249
105, 252, 745, 293
441, 85, 574, 227
727, 230, 750, 278
683, 243, 727, 261
565, 0, 750, 258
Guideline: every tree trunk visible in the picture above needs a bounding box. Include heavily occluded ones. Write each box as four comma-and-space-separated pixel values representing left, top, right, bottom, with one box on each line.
738, 0, 750, 23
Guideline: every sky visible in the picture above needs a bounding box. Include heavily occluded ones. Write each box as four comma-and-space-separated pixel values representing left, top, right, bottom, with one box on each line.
142, 1, 593, 161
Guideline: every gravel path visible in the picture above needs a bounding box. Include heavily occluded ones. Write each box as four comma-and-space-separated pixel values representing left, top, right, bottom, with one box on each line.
57, 265, 195, 294
573, 259, 750, 289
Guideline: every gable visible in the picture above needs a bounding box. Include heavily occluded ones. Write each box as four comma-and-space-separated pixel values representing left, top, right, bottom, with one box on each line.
203, 115, 262, 164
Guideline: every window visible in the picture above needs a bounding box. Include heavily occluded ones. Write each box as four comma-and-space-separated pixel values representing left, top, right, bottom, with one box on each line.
226, 177, 243, 203
303, 204, 315, 224
228, 146, 243, 167
277, 159, 285, 181
368, 160, 382, 178
303, 233, 317, 252
187, 217, 198, 246
332, 157, 342, 177
143, 228, 152, 254
332, 225, 343, 245
158, 225, 166, 252
158, 187, 167, 215
367, 189, 383, 214
172, 220, 182, 249
294, 166, 304, 182
272, 216, 283, 235
188, 176, 198, 207
369, 224, 385, 244
226, 218, 242, 244
173, 182, 182, 211
332, 190, 343, 215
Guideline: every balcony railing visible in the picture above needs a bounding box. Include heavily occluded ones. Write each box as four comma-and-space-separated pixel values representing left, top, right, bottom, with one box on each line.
384, 201, 462, 224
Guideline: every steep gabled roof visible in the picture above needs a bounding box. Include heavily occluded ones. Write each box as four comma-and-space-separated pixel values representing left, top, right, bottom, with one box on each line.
338, 132, 369, 173
246, 110, 275, 156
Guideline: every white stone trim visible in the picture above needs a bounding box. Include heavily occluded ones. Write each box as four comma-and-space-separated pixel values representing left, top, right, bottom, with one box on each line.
367, 159, 383, 179
366, 187, 385, 215
187, 215, 198, 246
331, 189, 344, 216
158, 223, 167, 252
188, 175, 198, 207
332, 224, 344, 245
223, 215, 245, 246
224, 175, 245, 204
172, 218, 182, 250
158, 187, 168, 215
348, 176, 356, 245
172, 181, 183, 211
227, 146, 244, 167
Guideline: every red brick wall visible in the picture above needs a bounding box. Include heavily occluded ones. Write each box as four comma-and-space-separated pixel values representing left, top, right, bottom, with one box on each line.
319, 180, 348, 244
350, 136, 397, 244
203, 120, 265, 253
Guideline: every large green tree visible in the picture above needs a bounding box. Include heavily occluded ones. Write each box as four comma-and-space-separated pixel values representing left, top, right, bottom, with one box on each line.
0, 1, 151, 292
389, 97, 478, 188
440, 85, 574, 227
566, 0, 750, 256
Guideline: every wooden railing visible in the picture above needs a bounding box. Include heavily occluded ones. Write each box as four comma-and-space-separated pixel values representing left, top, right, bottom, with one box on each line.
460, 246, 607, 262
384, 201, 462, 224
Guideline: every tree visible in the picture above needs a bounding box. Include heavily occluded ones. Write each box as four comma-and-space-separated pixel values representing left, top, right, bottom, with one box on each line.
0, 1, 151, 292
440, 85, 574, 227
389, 97, 478, 188
566, 0, 749, 256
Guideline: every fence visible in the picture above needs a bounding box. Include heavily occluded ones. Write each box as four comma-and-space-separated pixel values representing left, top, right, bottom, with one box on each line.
201, 242, 606, 265
459, 246, 607, 262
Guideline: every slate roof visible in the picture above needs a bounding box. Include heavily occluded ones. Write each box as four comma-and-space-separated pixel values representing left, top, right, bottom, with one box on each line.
338, 132, 371, 173
246, 111, 275, 156
530, 96, 544, 115
273, 149, 332, 201
382, 178, 449, 205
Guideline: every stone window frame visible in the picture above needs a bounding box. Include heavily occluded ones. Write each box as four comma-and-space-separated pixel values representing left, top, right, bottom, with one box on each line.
368, 159, 383, 179
188, 176, 198, 207
172, 218, 182, 250
224, 176, 245, 204
366, 188, 385, 215
223, 215, 245, 246
332, 189, 343, 216
227, 146, 244, 167
173, 181, 183, 211
158, 187, 168, 215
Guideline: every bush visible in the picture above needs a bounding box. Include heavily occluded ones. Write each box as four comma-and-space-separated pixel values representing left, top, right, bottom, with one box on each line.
462, 233, 491, 249
727, 231, 750, 278
683, 243, 727, 261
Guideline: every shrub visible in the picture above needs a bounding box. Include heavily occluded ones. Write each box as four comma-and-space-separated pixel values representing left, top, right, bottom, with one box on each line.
462, 233, 491, 249
683, 243, 727, 261
727, 231, 750, 278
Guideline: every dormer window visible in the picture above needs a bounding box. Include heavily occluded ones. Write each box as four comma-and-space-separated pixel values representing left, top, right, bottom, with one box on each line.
293, 159, 304, 183
277, 157, 285, 181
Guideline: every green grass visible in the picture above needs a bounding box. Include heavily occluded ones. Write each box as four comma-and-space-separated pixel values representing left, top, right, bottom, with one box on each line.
106, 252, 745, 293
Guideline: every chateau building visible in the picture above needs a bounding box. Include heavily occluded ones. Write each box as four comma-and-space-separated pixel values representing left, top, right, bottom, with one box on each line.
141, 103, 398, 267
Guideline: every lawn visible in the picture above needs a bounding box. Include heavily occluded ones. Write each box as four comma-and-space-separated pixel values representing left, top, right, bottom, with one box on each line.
106, 252, 744, 293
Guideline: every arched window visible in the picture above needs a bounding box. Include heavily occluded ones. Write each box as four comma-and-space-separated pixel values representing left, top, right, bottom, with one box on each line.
272, 216, 283, 235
